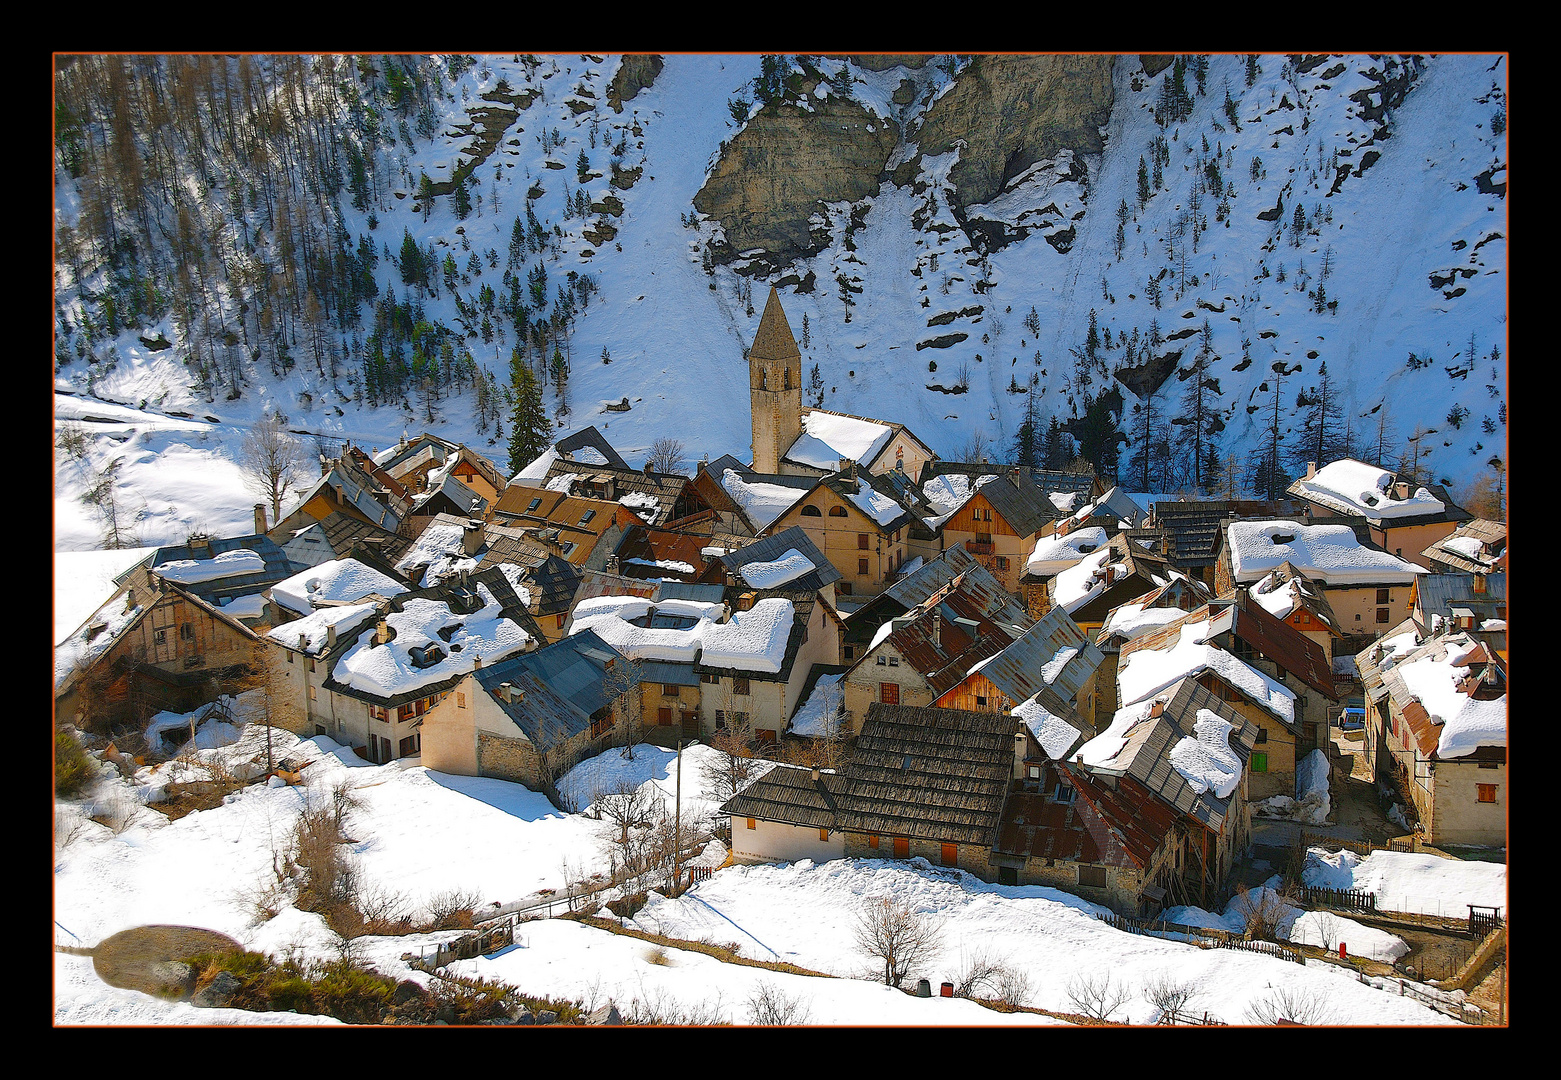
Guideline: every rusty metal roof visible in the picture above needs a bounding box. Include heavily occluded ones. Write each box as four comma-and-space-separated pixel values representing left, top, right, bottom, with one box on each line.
977, 604, 1105, 707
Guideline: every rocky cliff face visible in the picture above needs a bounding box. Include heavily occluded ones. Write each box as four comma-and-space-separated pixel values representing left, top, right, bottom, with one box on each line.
693, 96, 898, 264
909, 54, 1117, 212
693, 56, 1117, 266
607, 54, 663, 112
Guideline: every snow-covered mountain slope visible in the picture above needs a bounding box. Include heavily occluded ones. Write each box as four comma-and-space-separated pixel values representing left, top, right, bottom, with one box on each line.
52, 54, 1507, 552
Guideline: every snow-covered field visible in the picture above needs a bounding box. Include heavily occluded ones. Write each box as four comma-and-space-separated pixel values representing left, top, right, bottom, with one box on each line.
1304, 847, 1507, 919
56, 723, 1472, 1025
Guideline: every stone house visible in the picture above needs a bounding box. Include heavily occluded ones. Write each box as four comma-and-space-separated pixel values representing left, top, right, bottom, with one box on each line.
419, 629, 629, 794
1217, 519, 1423, 642
1419, 518, 1506, 576
840, 565, 1032, 735
917, 467, 1058, 594
1356, 625, 1507, 847
1288, 459, 1472, 569
763, 469, 918, 599
266, 565, 541, 763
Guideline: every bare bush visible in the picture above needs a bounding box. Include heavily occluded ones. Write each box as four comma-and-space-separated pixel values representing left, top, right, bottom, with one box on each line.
698, 708, 764, 805
1244, 984, 1336, 1025
1067, 970, 1131, 1022
746, 981, 813, 1025
423, 888, 484, 931
1233, 885, 1295, 942
1311, 911, 1342, 953
853, 896, 943, 989
954, 949, 1005, 999
1144, 970, 1197, 1020
991, 965, 1033, 1010
90, 786, 141, 834
241, 412, 304, 522
54, 805, 91, 855
624, 985, 729, 1025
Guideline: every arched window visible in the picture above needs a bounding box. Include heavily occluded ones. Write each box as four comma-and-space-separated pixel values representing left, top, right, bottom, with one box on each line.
828, 505, 849, 517
800, 504, 822, 517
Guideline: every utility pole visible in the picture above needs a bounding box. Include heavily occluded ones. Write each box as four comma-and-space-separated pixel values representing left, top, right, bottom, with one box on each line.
673, 734, 683, 894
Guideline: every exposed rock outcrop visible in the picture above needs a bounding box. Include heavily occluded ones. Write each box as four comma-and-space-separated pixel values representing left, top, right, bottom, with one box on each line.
910, 55, 1116, 213
607, 55, 663, 112
693, 97, 898, 262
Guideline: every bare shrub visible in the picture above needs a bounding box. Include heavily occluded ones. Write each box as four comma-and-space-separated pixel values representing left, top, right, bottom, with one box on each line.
1067, 970, 1131, 1022
644, 945, 669, 966
698, 709, 764, 805
1244, 984, 1336, 1025
423, 888, 484, 931
746, 981, 812, 1025
1144, 970, 1197, 1020
853, 896, 942, 989
624, 986, 729, 1025
54, 805, 91, 855
954, 949, 1005, 998
1232, 884, 1296, 942
991, 965, 1033, 1009
1311, 911, 1342, 953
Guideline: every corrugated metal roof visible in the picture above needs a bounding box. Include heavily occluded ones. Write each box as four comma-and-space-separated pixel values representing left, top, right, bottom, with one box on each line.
979, 604, 1105, 707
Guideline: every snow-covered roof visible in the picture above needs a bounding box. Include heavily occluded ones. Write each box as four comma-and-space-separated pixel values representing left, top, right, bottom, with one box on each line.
1100, 600, 1192, 643
846, 482, 906, 526
511, 446, 559, 484
55, 593, 145, 690
1014, 691, 1084, 761
921, 472, 997, 522
738, 549, 815, 589
1117, 617, 1297, 725
1051, 547, 1115, 614
700, 598, 796, 673
1167, 708, 1243, 799
1395, 637, 1507, 758
1291, 459, 1445, 520
153, 548, 266, 584
789, 670, 846, 737
1026, 526, 1108, 576
271, 558, 408, 616
568, 595, 722, 665
395, 522, 479, 588
268, 602, 379, 657
784, 411, 894, 471
1227, 521, 1422, 585
720, 469, 808, 532
331, 585, 530, 698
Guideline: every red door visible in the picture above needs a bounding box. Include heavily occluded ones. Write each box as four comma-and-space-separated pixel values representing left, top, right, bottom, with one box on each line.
893, 837, 909, 859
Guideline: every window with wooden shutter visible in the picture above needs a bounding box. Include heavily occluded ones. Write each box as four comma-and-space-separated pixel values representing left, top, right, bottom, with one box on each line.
658, 708, 672, 726
746, 818, 756, 830
1377, 608, 1390, 623
868, 834, 879, 849
880, 682, 899, 705
893, 837, 909, 859
1079, 865, 1107, 888
941, 843, 957, 867
1477, 784, 1497, 803
1251, 752, 1268, 773
1377, 589, 1391, 604
820, 828, 830, 842
733, 677, 750, 696
858, 558, 869, 576
858, 533, 869, 550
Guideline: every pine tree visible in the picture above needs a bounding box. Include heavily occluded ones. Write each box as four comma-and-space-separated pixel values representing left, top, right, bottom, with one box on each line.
417, 173, 436, 222
1246, 55, 1260, 89
1013, 394, 1040, 467
1251, 364, 1291, 499
1289, 360, 1342, 472
1138, 156, 1151, 209
452, 177, 472, 219
507, 347, 550, 475
1175, 320, 1225, 493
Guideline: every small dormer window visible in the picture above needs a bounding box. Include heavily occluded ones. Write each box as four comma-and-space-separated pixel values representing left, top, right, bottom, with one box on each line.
580, 509, 596, 525
409, 643, 445, 669
527, 497, 542, 512
1053, 783, 1076, 804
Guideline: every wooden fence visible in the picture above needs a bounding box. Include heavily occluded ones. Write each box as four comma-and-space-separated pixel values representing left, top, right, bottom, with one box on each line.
1158, 1008, 1229, 1026
1298, 831, 1416, 856
409, 915, 516, 972
1213, 937, 1305, 965
1295, 885, 1377, 913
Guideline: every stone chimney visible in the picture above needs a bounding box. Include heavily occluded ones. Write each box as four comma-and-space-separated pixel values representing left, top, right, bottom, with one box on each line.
811, 767, 821, 783
1472, 572, 1487, 594
1014, 732, 1028, 779
462, 518, 485, 556
1392, 480, 1412, 500
499, 681, 513, 703
326, 624, 338, 650
643, 461, 655, 479
125, 587, 137, 612
1305, 461, 1317, 480
254, 503, 267, 534
375, 618, 391, 646
298, 633, 308, 651
474, 655, 483, 669
320, 453, 331, 477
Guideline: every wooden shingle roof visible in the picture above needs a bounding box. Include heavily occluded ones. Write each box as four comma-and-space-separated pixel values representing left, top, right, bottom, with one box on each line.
834, 704, 1016, 846
723, 765, 841, 831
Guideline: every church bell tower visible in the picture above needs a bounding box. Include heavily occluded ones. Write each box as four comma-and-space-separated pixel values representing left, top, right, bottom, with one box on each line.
749, 287, 803, 473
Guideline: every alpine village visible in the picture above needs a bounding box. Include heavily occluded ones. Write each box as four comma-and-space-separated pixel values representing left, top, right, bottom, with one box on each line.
53, 53, 1508, 1027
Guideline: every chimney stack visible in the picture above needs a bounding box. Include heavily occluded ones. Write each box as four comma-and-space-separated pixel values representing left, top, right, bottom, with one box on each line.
462, 518, 485, 556
499, 681, 512, 703
1305, 461, 1317, 480
811, 767, 821, 783
326, 624, 338, 650
376, 618, 391, 646
255, 503, 267, 534
125, 587, 137, 612
474, 655, 482, 669
643, 461, 655, 478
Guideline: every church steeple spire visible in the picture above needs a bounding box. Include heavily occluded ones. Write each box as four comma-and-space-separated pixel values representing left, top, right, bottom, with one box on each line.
749, 288, 803, 473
